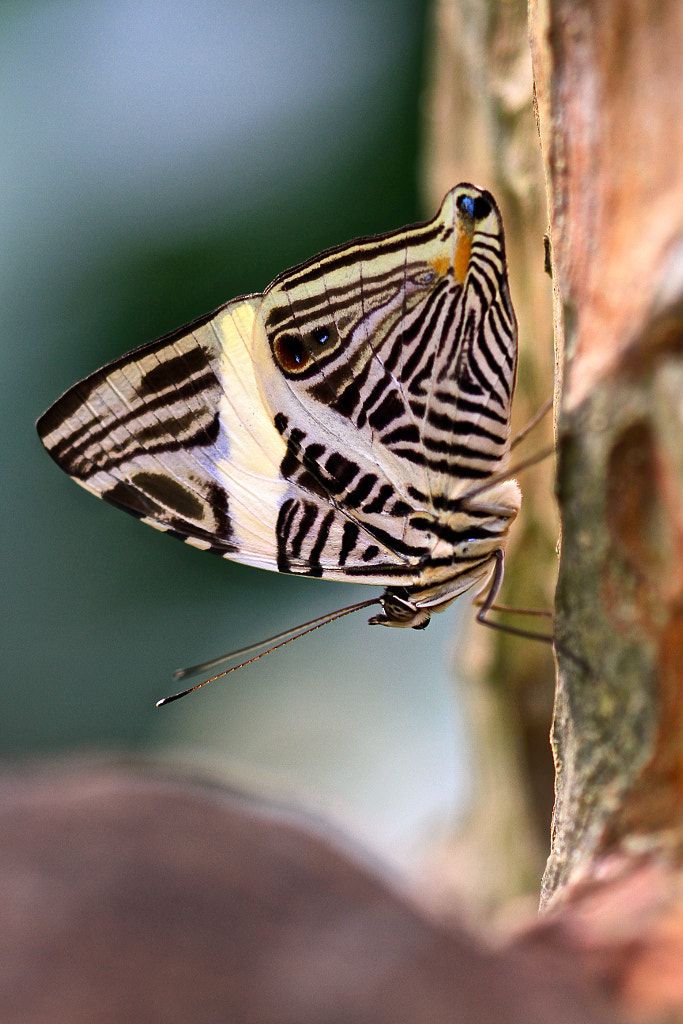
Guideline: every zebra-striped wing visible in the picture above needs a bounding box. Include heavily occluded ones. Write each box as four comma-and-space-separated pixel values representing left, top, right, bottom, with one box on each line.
38, 184, 521, 615
251, 185, 520, 588
37, 297, 409, 581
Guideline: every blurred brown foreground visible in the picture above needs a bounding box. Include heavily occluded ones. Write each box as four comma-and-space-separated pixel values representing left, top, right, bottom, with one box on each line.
2, 762, 682, 1024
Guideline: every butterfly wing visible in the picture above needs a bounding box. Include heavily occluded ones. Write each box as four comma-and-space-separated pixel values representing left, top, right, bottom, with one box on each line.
251, 185, 520, 587
38, 300, 270, 566
37, 297, 416, 581
38, 185, 520, 597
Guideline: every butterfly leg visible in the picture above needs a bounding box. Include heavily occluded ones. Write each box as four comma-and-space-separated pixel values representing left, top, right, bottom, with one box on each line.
475, 549, 556, 645
510, 396, 553, 449
475, 551, 592, 676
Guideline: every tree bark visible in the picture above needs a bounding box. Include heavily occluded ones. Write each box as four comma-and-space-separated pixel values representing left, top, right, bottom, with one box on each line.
529, 0, 683, 908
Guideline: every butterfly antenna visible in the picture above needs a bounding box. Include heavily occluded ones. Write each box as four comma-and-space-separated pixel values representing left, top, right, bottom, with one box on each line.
460, 444, 555, 505
510, 396, 553, 449
156, 597, 381, 707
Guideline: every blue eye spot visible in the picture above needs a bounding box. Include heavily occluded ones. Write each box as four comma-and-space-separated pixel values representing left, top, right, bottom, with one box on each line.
456, 194, 475, 219
311, 326, 330, 345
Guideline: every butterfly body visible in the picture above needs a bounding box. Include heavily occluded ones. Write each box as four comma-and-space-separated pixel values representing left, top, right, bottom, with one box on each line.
38, 185, 519, 629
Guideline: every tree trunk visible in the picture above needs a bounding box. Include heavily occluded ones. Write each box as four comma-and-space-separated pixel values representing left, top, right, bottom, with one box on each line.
529, 0, 683, 908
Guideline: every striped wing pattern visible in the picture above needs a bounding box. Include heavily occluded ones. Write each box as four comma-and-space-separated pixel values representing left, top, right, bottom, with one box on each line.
38, 184, 521, 624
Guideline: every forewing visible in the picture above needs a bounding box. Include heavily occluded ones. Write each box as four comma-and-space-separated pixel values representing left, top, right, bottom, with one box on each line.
39, 300, 266, 563
37, 299, 413, 582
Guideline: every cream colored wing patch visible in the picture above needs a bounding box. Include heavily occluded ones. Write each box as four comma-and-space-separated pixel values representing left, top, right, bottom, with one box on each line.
38, 299, 287, 569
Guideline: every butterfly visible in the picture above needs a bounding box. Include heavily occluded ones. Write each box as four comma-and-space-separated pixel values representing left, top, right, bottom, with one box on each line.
38, 184, 520, 644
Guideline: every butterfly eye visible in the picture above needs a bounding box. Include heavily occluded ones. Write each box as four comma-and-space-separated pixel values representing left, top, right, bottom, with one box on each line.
473, 196, 491, 220
273, 333, 311, 373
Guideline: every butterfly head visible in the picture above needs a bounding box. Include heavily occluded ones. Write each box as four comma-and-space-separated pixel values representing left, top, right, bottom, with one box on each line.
258, 183, 506, 388
438, 184, 503, 285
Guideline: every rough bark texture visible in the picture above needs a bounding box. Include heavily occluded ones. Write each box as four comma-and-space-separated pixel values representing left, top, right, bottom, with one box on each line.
529, 0, 683, 908
421, 0, 558, 915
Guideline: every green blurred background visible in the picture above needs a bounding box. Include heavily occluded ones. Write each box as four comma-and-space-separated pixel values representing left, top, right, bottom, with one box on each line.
2, 0, 474, 870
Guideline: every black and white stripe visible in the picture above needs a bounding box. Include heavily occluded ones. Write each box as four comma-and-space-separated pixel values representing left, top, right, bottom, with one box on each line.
38, 184, 522, 629
264, 187, 517, 581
